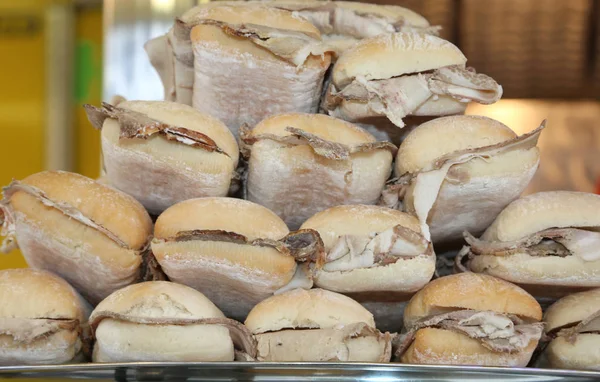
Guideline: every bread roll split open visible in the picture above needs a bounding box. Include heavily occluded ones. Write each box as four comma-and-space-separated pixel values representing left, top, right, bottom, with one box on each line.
396, 273, 543, 366
456, 191, 600, 298
380, 116, 543, 245
538, 288, 600, 371
151, 197, 325, 321
245, 288, 392, 362
89, 281, 256, 362
300, 205, 435, 331
0, 269, 90, 365
243, 113, 396, 230
0, 171, 153, 304
323, 32, 503, 130
85, 101, 239, 215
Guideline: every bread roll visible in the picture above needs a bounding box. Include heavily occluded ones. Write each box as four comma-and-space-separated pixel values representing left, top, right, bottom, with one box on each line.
0, 269, 89, 365
244, 113, 395, 229
380, 116, 543, 244
0, 171, 153, 304
181, 5, 331, 138
538, 288, 600, 370
145, 1, 435, 102
152, 197, 323, 321
458, 191, 600, 297
89, 281, 256, 362
323, 33, 502, 129
397, 273, 543, 366
245, 288, 391, 362
85, 101, 239, 215
300, 205, 435, 331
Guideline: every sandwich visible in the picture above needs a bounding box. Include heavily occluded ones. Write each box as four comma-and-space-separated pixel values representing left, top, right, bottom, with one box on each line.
538, 288, 600, 370
84, 100, 240, 215
0, 269, 90, 365
145, 1, 434, 104
147, 4, 332, 138
242, 113, 396, 230
457, 191, 600, 298
395, 273, 544, 366
322, 32, 503, 131
244, 288, 391, 362
0, 171, 153, 304
248, 1, 437, 57
151, 197, 324, 321
300, 205, 435, 331
380, 116, 544, 245
89, 281, 256, 362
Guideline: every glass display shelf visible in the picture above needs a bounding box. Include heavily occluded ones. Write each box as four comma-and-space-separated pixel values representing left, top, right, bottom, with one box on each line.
0, 362, 598, 381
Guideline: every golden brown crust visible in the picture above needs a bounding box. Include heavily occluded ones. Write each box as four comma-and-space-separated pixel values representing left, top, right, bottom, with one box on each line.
0, 269, 87, 322
154, 197, 289, 241
250, 113, 375, 145
245, 288, 375, 334
14, 171, 152, 250
404, 273, 542, 328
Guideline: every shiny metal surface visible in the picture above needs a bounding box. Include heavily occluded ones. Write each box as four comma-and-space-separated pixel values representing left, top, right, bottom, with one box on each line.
0, 363, 599, 381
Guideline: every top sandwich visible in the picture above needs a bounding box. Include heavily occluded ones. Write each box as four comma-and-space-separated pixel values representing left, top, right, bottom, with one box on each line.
323, 32, 502, 128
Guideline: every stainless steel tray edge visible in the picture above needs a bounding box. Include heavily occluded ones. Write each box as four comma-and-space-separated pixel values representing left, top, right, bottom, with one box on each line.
1, 362, 599, 381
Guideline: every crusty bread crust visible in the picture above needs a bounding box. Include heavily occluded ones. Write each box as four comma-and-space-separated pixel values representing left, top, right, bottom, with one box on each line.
0, 269, 86, 321
14, 171, 152, 250
481, 191, 600, 242
251, 113, 376, 145
544, 334, 600, 371
544, 288, 600, 332
395, 115, 516, 175
332, 33, 466, 87
245, 288, 375, 334
403, 273, 542, 329
154, 197, 289, 241
90, 281, 225, 325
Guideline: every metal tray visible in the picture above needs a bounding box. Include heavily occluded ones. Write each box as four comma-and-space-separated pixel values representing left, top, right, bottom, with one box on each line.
0, 362, 599, 381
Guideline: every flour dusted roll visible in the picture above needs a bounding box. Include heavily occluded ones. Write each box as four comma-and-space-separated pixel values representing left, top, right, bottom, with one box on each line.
245, 288, 391, 362
380, 116, 543, 245
151, 197, 323, 321
300, 205, 435, 331
243, 113, 395, 230
0, 171, 153, 304
175, 5, 330, 138
85, 101, 239, 215
539, 288, 600, 370
249, 1, 436, 57
0, 269, 89, 365
395, 273, 543, 366
89, 281, 256, 362
323, 32, 502, 129
457, 191, 600, 298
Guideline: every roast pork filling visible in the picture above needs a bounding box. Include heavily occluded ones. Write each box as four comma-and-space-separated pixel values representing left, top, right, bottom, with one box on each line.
325, 65, 503, 128
459, 228, 600, 264
395, 310, 543, 358
322, 225, 430, 272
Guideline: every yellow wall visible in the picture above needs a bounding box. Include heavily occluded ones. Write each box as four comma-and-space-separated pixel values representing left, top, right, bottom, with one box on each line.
0, 1, 102, 269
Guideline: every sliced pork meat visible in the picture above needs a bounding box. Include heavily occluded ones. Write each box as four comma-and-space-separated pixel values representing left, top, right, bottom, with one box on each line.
325, 65, 503, 128
323, 225, 430, 272
462, 227, 600, 262
394, 309, 543, 358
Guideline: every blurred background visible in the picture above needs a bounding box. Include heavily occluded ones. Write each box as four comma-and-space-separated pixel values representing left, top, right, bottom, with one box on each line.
0, 0, 599, 268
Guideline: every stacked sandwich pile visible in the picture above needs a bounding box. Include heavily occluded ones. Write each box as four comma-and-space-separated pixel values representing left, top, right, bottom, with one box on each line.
0, 0, 598, 372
